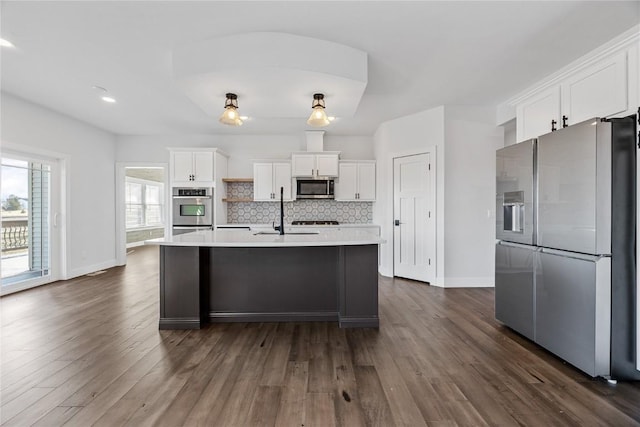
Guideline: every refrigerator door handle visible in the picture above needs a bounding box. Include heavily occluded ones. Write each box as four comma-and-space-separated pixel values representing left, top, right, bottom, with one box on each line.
497, 241, 538, 251
540, 247, 605, 262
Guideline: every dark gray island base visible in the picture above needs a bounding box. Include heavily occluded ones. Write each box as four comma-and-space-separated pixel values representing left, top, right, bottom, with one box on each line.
159, 244, 379, 329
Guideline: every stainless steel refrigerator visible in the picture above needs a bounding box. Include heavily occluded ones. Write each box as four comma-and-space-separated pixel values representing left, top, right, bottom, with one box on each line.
495, 116, 639, 380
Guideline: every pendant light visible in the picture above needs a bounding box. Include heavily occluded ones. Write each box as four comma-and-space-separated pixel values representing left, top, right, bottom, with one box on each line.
307, 93, 330, 127
219, 93, 243, 126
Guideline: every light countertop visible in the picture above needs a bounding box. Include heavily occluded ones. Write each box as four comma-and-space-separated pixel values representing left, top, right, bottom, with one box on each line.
216, 223, 380, 229
146, 228, 385, 248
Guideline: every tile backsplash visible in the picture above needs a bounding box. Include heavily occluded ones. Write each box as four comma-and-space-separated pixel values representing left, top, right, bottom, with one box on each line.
226, 182, 373, 224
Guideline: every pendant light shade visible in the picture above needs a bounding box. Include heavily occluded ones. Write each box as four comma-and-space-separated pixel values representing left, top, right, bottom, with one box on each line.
307, 93, 330, 127
219, 93, 243, 126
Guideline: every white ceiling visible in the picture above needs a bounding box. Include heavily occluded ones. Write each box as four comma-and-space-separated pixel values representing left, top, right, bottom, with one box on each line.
1, 1, 639, 137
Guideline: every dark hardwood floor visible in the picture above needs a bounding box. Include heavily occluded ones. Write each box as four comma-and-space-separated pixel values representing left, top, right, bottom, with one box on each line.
1, 245, 639, 426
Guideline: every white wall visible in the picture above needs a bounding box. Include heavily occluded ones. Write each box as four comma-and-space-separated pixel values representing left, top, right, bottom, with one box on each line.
115, 134, 374, 177
503, 119, 517, 147
373, 106, 446, 279
373, 105, 503, 287
443, 106, 504, 286
1, 92, 118, 279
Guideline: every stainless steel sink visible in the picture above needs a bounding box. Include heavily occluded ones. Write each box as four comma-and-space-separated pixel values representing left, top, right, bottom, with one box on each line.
253, 231, 319, 235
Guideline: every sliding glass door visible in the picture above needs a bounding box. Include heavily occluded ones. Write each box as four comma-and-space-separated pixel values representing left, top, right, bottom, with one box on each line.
1, 155, 52, 289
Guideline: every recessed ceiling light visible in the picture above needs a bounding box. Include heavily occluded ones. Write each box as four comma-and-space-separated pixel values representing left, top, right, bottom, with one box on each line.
92, 86, 116, 103
0, 38, 15, 48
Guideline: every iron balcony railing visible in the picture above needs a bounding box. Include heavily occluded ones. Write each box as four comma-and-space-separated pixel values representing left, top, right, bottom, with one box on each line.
2, 219, 28, 251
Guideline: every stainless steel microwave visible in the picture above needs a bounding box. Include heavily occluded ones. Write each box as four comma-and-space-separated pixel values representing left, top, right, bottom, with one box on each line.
296, 179, 335, 199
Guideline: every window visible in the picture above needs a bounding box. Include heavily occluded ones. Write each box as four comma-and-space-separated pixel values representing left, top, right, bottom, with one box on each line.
125, 178, 164, 229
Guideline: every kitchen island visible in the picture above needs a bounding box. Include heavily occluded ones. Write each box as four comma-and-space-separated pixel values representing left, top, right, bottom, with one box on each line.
146, 228, 384, 329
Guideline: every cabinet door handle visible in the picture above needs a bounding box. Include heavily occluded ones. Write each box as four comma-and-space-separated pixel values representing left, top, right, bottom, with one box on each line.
551, 120, 557, 132
562, 115, 568, 128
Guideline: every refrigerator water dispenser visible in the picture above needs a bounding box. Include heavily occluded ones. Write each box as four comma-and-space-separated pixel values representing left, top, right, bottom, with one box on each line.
503, 191, 524, 233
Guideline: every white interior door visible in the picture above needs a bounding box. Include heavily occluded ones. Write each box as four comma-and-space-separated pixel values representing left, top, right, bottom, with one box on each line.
393, 153, 434, 282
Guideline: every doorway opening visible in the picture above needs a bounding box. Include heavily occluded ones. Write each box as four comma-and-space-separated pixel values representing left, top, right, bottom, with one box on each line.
393, 151, 436, 283
116, 163, 167, 265
125, 168, 166, 248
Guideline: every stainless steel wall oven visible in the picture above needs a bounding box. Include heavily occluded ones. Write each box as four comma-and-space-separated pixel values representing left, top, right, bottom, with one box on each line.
171, 187, 213, 234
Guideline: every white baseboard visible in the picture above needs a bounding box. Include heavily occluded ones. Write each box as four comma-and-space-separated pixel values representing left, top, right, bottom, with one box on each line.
431, 277, 445, 287
126, 241, 146, 249
442, 276, 495, 288
67, 258, 118, 280
378, 266, 393, 277
380, 272, 494, 288
0, 275, 57, 296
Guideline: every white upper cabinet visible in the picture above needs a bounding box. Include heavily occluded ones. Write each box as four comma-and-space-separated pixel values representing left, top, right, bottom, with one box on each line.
335, 163, 358, 200
315, 154, 340, 177
291, 152, 339, 177
335, 161, 376, 201
253, 163, 274, 201
357, 163, 376, 200
172, 152, 194, 182
253, 162, 292, 202
291, 154, 316, 177
515, 49, 632, 142
170, 150, 215, 186
516, 87, 561, 142
560, 51, 628, 126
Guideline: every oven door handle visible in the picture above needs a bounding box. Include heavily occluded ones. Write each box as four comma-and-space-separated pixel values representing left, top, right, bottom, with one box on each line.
172, 196, 212, 199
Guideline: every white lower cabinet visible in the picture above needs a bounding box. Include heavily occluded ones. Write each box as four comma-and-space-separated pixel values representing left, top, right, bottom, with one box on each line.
253, 162, 292, 201
335, 161, 376, 201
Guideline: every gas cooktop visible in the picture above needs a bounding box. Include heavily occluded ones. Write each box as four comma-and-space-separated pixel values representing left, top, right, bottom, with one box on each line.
291, 220, 339, 226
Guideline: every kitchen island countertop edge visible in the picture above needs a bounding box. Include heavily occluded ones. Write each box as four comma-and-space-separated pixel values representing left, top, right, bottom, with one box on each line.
145, 228, 385, 248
